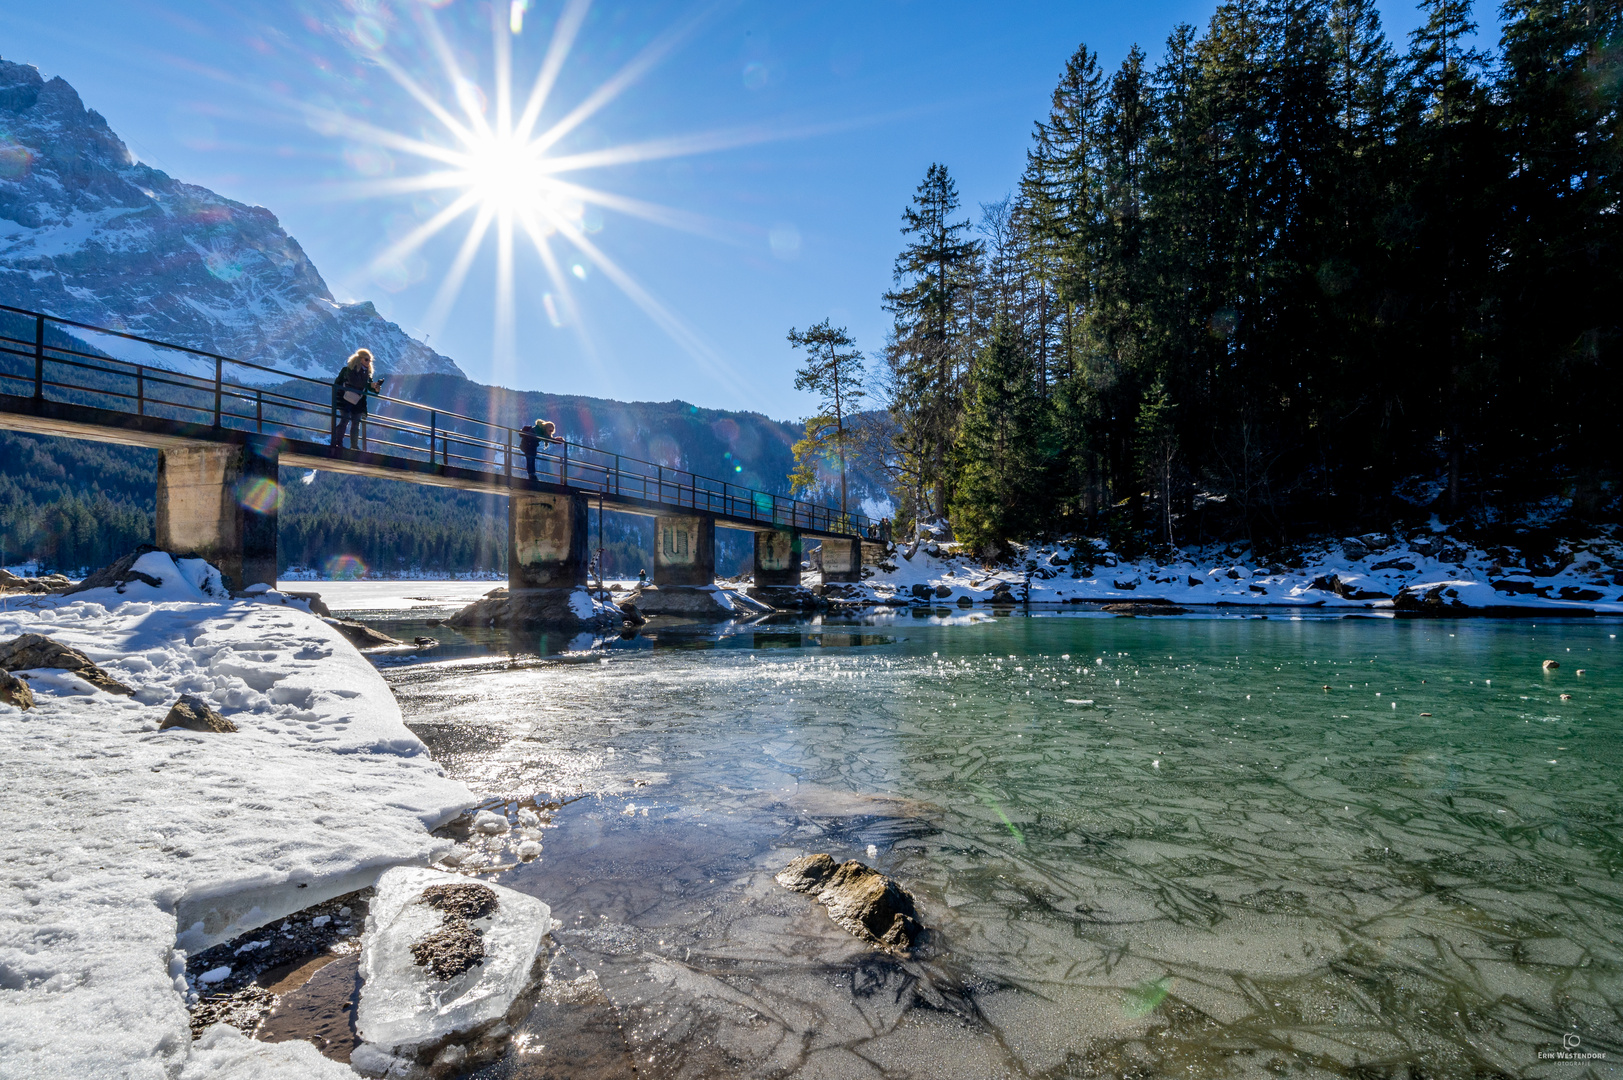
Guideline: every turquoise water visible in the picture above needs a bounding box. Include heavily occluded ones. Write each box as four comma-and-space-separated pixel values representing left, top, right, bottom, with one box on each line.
388, 612, 1623, 1078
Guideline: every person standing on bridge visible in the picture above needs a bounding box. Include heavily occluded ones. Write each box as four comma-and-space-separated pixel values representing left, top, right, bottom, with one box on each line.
518, 418, 559, 482
331, 349, 382, 450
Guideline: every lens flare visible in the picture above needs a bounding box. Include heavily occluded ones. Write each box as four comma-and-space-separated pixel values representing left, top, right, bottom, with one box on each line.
325, 554, 368, 580
239, 478, 282, 514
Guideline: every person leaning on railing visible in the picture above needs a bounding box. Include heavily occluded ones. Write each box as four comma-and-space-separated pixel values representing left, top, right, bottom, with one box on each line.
332, 348, 383, 450
518, 418, 559, 482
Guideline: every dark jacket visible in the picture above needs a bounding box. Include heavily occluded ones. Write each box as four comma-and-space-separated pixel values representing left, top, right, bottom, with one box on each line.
519, 426, 540, 455
332, 366, 373, 414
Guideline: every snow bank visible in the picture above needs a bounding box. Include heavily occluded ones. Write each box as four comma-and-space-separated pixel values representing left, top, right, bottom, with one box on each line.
834, 531, 1623, 614
0, 554, 474, 1079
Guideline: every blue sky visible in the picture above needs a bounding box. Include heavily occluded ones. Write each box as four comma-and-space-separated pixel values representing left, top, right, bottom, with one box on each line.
4, 0, 1463, 421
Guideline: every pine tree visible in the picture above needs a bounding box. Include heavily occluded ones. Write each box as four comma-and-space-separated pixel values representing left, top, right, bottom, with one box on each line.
882, 163, 981, 524
950, 317, 1052, 550
787, 319, 866, 517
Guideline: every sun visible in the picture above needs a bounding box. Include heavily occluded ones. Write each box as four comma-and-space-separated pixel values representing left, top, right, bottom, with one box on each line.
461, 134, 546, 215
315, 0, 758, 386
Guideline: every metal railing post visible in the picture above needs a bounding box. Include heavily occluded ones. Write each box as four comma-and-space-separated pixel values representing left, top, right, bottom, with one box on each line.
213, 356, 222, 427
136, 367, 144, 415
32, 314, 44, 399
504, 427, 511, 482
562, 442, 569, 485
429, 413, 436, 465
255, 389, 263, 432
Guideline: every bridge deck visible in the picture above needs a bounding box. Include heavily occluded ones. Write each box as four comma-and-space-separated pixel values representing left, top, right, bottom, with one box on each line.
0, 306, 874, 541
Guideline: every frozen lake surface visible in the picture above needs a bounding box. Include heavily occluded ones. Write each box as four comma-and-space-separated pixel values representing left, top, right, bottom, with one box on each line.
374, 608, 1623, 1078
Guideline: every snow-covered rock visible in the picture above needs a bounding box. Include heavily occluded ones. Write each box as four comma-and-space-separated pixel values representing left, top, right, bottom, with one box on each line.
354, 867, 553, 1077
0, 59, 462, 381
0, 552, 474, 1078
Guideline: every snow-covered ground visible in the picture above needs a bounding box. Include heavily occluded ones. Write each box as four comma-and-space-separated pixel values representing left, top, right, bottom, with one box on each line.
1, 553, 474, 1079
827, 529, 1623, 614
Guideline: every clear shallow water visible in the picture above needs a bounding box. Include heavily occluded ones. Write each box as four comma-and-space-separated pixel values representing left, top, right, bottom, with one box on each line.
385, 613, 1623, 1079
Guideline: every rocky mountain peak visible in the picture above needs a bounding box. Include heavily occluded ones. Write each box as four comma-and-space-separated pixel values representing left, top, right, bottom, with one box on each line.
0, 56, 462, 381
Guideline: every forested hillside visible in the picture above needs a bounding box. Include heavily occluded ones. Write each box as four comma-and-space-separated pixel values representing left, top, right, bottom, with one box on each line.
869, 0, 1621, 551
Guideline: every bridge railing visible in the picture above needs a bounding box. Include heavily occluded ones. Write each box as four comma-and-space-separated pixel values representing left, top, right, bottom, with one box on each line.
0, 305, 878, 539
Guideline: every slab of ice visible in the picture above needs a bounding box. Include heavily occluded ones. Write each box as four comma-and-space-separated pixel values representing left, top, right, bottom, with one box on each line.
0, 553, 474, 1078
357, 867, 554, 1059
179, 1024, 354, 1079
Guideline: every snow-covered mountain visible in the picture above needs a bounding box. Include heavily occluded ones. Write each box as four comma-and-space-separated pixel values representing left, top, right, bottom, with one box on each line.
0, 58, 462, 380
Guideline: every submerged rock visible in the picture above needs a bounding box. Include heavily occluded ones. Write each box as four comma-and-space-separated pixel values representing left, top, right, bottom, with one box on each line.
323, 619, 402, 649
776, 853, 924, 952
1102, 602, 1190, 616
0, 633, 134, 694
160, 694, 238, 733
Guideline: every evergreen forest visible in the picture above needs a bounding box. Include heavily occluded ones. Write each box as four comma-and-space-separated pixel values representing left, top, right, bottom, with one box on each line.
864, 0, 1621, 553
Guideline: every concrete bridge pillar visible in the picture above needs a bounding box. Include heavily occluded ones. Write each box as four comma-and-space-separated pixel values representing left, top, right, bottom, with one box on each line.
510, 492, 589, 590
752, 528, 802, 588
156, 437, 279, 589
821, 538, 862, 583
654, 514, 715, 587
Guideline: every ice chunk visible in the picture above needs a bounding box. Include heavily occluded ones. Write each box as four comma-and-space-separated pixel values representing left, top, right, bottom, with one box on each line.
356, 867, 554, 1060
472, 810, 508, 835
180, 1023, 355, 1079
198, 965, 232, 984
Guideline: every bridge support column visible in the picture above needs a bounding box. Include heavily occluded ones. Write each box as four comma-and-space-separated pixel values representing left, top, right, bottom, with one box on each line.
752, 529, 802, 588
155, 437, 279, 589
510, 492, 589, 590
821, 537, 862, 583
653, 514, 715, 587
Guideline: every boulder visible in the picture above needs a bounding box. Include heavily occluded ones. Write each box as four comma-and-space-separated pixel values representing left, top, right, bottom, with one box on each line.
1111, 579, 1138, 592
0, 568, 73, 595
66, 547, 169, 595
1339, 538, 1370, 562
630, 585, 735, 618
0, 633, 134, 695
910, 583, 931, 599
748, 586, 831, 612
0, 670, 34, 710
324, 618, 402, 649
445, 588, 615, 630
160, 694, 238, 733
1370, 559, 1417, 572
282, 590, 333, 617
934, 584, 952, 599
775, 854, 924, 952
1394, 584, 1465, 614
1187, 575, 1204, 587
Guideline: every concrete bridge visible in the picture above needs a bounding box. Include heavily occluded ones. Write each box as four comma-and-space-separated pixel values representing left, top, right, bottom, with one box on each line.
0, 305, 878, 601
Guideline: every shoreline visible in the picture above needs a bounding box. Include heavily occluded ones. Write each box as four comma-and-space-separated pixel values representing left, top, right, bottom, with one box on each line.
0, 553, 475, 1079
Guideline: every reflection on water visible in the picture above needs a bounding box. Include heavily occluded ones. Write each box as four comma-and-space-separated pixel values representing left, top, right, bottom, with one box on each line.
384, 615, 1623, 1079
